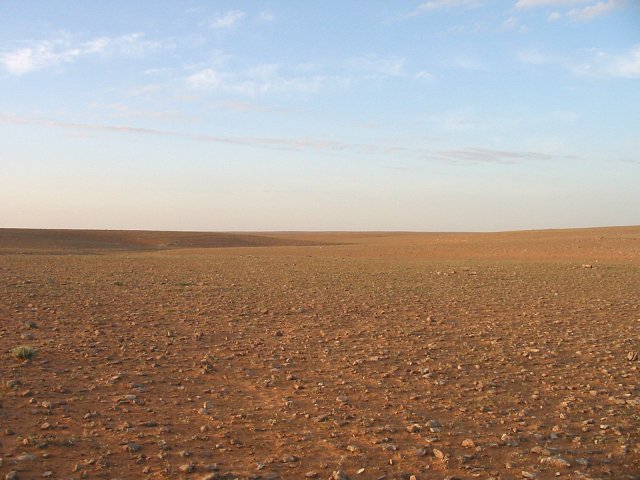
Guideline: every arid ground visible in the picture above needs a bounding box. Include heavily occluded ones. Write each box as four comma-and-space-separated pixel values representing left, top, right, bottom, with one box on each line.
1, 227, 639, 480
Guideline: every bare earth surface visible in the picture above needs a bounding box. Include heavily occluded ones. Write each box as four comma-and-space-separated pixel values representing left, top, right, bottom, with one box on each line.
1, 227, 639, 480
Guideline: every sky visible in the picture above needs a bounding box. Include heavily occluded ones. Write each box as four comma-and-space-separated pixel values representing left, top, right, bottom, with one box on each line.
1, 0, 639, 232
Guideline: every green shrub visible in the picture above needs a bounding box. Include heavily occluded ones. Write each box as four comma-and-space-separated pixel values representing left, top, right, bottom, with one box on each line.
11, 345, 36, 360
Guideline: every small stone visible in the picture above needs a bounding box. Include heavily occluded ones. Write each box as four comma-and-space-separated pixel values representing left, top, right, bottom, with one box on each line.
521, 472, 539, 479
346, 445, 358, 452
6, 472, 19, 480
627, 351, 638, 362
539, 455, 571, 468
305, 472, 318, 478
461, 438, 475, 448
123, 443, 141, 453
406, 424, 421, 433
17, 454, 37, 462
179, 463, 195, 473
501, 433, 519, 447
357, 468, 365, 474
412, 447, 428, 457
332, 470, 351, 480
433, 448, 448, 463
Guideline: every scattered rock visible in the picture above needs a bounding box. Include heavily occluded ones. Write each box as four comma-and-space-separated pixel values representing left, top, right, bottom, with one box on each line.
521, 472, 538, 479
16, 454, 37, 462
539, 455, 571, 468
406, 423, 421, 433
180, 463, 196, 473
332, 470, 351, 480
461, 438, 475, 448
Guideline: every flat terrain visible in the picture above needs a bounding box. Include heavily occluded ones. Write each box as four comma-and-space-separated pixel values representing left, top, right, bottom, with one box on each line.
1, 227, 639, 480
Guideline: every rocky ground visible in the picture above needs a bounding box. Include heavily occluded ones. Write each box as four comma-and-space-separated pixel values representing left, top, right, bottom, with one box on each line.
1, 228, 639, 479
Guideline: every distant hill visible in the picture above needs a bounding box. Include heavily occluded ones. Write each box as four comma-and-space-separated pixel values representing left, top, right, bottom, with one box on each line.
0, 229, 330, 254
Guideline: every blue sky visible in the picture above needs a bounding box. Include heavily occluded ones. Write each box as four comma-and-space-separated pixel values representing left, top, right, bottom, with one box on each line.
1, 0, 639, 231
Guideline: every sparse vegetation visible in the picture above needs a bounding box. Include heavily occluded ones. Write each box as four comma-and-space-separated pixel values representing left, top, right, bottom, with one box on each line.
11, 345, 36, 360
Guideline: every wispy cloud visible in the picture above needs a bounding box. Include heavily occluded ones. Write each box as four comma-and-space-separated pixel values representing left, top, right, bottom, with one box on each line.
0, 33, 163, 75
184, 54, 436, 97
610, 44, 640, 78
567, 0, 621, 20
516, 0, 593, 7
211, 10, 246, 29
446, 55, 489, 71
127, 84, 163, 96
186, 68, 222, 88
518, 44, 640, 78
409, 0, 483, 16
258, 12, 276, 23
0, 112, 571, 166
414, 70, 435, 80
348, 54, 406, 77
210, 100, 285, 113
185, 63, 350, 96
500, 16, 530, 32
430, 148, 557, 164
516, 0, 624, 21
88, 103, 196, 122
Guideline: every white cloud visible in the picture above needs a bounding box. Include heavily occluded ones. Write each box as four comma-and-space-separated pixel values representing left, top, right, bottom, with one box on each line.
568, 0, 620, 20
211, 10, 246, 29
0, 33, 162, 75
447, 56, 489, 71
500, 16, 530, 32
517, 50, 559, 65
516, 0, 592, 7
517, 0, 623, 20
128, 84, 163, 96
610, 44, 640, 78
501, 17, 519, 29
186, 68, 222, 88
409, 0, 482, 16
415, 70, 435, 80
185, 64, 348, 96
348, 54, 406, 77
258, 12, 276, 23
518, 44, 640, 79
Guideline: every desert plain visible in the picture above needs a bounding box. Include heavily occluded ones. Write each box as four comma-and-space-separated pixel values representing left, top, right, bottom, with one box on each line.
0, 227, 639, 480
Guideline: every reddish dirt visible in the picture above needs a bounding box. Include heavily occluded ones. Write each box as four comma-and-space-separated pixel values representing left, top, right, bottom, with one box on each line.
1, 227, 639, 480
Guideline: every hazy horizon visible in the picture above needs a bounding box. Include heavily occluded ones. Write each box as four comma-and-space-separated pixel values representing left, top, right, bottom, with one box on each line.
2, 1, 639, 231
